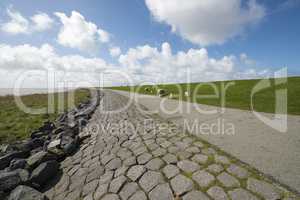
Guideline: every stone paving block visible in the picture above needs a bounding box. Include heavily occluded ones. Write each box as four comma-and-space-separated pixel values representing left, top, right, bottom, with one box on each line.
86, 168, 104, 183
149, 183, 173, 200
42, 91, 297, 200
247, 178, 281, 200
215, 155, 230, 165
117, 150, 132, 161
53, 192, 66, 200
144, 139, 155, 146
115, 166, 129, 178
193, 141, 205, 148
160, 141, 172, 148
83, 193, 93, 200
148, 143, 160, 151
99, 170, 114, 184
182, 137, 194, 144
202, 148, 217, 155
207, 186, 229, 200
102, 194, 120, 200
139, 171, 165, 192
170, 174, 194, 195
119, 182, 139, 200
192, 170, 215, 188
227, 164, 249, 179
207, 164, 224, 174
94, 183, 109, 200
101, 154, 115, 165
168, 146, 180, 154
106, 158, 122, 170
177, 160, 200, 173
182, 190, 210, 200
162, 153, 178, 164
137, 153, 152, 165
185, 147, 200, 154
128, 191, 147, 200
152, 148, 167, 157
175, 141, 189, 150
163, 164, 180, 179
191, 154, 208, 164
69, 176, 85, 191
146, 158, 165, 170
82, 179, 98, 197
127, 165, 146, 181
133, 146, 147, 156
68, 165, 81, 176
177, 151, 192, 160
65, 189, 81, 200
229, 188, 259, 200
123, 156, 137, 166
217, 172, 240, 188
88, 161, 102, 171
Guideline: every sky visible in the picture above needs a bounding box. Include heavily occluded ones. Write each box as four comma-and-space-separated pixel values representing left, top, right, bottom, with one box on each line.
0, 0, 299, 88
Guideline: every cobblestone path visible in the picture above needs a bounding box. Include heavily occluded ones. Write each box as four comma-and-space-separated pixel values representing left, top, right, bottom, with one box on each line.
44, 91, 298, 200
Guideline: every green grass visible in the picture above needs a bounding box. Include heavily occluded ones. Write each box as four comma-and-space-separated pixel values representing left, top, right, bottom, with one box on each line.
109, 76, 300, 115
0, 89, 91, 143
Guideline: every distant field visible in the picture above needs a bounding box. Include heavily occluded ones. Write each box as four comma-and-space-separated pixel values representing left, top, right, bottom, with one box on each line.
110, 77, 300, 115
0, 89, 91, 143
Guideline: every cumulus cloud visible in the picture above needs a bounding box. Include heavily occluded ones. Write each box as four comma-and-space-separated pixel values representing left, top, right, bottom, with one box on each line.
31, 13, 54, 31
54, 11, 110, 53
110, 46, 121, 57
1, 8, 54, 34
0, 43, 117, 88
145, 0, 265, 46
0, 42, 270, 88
119, 42, 236, 83
1, 8, 29, 34
0, 43, 110, 72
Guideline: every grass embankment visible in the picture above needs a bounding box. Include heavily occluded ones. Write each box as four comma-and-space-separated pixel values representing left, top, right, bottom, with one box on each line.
0, 89, 91, 143
110, 77, 300, 115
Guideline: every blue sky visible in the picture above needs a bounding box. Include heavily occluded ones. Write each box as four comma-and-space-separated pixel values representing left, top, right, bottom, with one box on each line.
0, 0, 299, 87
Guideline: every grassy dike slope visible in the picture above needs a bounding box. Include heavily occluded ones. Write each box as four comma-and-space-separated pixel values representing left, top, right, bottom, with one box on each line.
0, 89, 90, 143
110, 76, 300, 115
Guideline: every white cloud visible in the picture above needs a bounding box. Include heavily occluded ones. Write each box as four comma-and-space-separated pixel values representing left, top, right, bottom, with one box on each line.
0, 43, 110, 72
145, 0, 265, 46
118, 42, 270, 84
110, 46, 121, 57
54, 11, 110, 53
31, 13, 54, 31
119, 42, 236, 83
0, 43, 117, 88
1, 8, 54, 34
0, 42, 270, 88
1, 8, 29, 34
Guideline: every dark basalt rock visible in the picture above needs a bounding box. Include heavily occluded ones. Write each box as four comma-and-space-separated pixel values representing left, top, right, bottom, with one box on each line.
52, 127, 64, 135
25, 138, 45, 151
38, 121, 55, 133
30, 131, 48, 139
26, 151, 57, 170
0, 145, 14, 156
29, 160, 59, 188
62, 138, 78, 155
8, 185, 47, 200
0, 90, 100, 196
0, 151, 29, 170
9, 159, 27, 171
56, 113, 66, 121
0, 169, 29, 192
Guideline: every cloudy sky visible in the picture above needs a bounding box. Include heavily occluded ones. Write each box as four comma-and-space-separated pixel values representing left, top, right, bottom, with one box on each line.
0, 0, 299, 88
